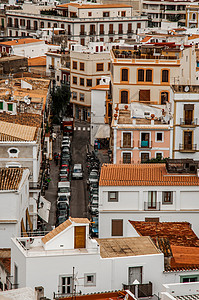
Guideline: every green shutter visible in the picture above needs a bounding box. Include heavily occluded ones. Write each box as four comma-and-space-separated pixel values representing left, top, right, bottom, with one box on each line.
0, 102, 3, 110
8, 103, 13, 111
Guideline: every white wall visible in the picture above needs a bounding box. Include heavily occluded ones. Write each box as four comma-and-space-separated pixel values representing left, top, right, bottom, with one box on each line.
12, 41, 47, 58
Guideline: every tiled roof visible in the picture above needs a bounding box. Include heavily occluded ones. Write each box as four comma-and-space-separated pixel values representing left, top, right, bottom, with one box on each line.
0, 121, 37, 141
42, 217, 90, 244
97, 236, 160, 258
170, 245, 199, 268
0, 113, 42, 128
141, 36, 151, 43
57, 3, 131, 8
28, 56, 46, 66
129, 221, 199, 247
99, 164, 199, 186
188, 34, 199, 40
0, 168, 23, 190
0, 38, 43, 46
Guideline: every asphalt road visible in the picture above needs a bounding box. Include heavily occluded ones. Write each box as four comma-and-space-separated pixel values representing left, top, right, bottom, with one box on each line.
45, 122, 90, 231
70, 121, 90, 218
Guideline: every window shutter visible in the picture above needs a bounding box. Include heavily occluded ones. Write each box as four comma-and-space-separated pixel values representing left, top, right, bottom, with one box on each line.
139, 90, 150, 102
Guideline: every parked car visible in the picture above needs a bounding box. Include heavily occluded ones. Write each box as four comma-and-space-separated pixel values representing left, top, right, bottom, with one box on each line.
89, 188, 98, 196
58, 181, 70, 197
90, 216, 98, 237
56, 202, 69, 218
90, 194, 99, 205
72, 164, 83, 180
57, 195, 70, 206
89, 203, 98, 215
87, 171, 99, 184
56, 215, 68, 226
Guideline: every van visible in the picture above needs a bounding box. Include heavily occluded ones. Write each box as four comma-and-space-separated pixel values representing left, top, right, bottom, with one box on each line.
72, 164, 83, 179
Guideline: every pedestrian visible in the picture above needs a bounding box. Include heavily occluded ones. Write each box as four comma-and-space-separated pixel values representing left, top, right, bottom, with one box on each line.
54, 152, 57, 162
55, 154, 59, 166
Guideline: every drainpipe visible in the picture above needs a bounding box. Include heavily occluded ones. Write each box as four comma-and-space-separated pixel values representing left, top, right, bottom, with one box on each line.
113, 127, 117, 164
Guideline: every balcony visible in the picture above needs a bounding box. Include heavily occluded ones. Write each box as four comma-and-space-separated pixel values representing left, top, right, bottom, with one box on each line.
127, 29, 133, 34
179, 144, 197, 153
180, 118, 197, 127
138, 140, 152, 149
123, 282, 152, 297
118, 30, 123, 35
144, 202, 160, 211
99, 30, 104, 35
80, 31, 86, 36
29, 182, 41, 190
120, 140, 134, 149
90, 31, 96, 35
7, 23, 13, 28
108, 30, 115, 35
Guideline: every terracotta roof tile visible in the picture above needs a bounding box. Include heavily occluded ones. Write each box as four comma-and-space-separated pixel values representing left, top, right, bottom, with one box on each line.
91, 85, 109, 90
28, 56, 46, 67
129, 221, 199, 247
0, 168, 24, 190
0, 112, 42, 127
170, 245, 199, 268
96, 236, 160, 258
42, 217, 90, 244
99, 164, 199, 186
0, 38, 43, 46
0, 121, 37, 141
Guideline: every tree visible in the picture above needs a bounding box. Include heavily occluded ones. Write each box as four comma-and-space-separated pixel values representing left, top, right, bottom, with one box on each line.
51, 84, 71, 124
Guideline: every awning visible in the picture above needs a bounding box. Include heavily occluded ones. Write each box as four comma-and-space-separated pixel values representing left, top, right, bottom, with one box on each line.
21, 218, 28, 237
94, 125, 110, 139
26, 208, 33, 232
38, 196, 51, 223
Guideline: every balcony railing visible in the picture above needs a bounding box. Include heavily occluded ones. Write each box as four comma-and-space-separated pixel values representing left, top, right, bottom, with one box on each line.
108, 30, 115, 35
80, 31, 86, 36
118, 30, 123, 34
123, 282, 152, 298
144, 202, 160, 211
99, 30, 104, 35
29, 182, 41, 190
90, 30, 96, 35
138, 140, 152, 148
120, 140, 134, 148
127, 29, 133, 34
179, 144, 197, 152
180, 118, 197, 126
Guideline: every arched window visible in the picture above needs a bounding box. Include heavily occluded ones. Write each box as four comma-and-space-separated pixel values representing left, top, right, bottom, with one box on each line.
40, 21, 44, 28
61, 24, 65, 29
161, 92, 169, 104
8, 147, 20, 158
138, 69, 144, 82
162, 70, 169, 83
121, 90, 129, 104
121, 69, 128, 81
193, 13, 196, 20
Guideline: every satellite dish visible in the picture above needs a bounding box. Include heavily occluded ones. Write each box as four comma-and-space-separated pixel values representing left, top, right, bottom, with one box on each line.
26, 99, 30, 105
5, 80, 9, 85
24, 96, 29, 103
5, 91, 9, 95
184, 86, 189, 92
180, 45, 184, 51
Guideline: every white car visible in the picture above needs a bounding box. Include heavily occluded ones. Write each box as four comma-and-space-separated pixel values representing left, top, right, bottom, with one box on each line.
58, 181, 71, 197
72, 164, 83, 179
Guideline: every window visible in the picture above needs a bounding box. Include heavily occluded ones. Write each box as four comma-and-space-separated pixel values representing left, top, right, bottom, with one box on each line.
118, 23, 123, 34
145, 217, 159, 222
73, 76, 77, 84
8, 103, 13, 112
87, 79, 92, 87
148, 191, 157, 208
40, 21, 44, 28
80, 93, 84, 101
121, 11, 126, 17
146, 69, 152, 82
80, 78, 84, 86
162, 69, 169, 83
48, 22, 51, 28
162, 191, 173, 204
96, 63, 103, 71
80, 38, 85, 46
80, 62, 85, 71
57, 76, 59, 82
161, 92, 169, 104
141, 132, 150, 148
138, 69, 144, 82
141, 153, 149, 162
84, 274, 96, 286
123, 152, 131, 164
108, 63, 110, 71
100, 24, 104, 34
108, 192, 118, 202
123, 132, 131, 147
156, 152, 162, 159
139, 90, 150, 102
72, 61, 77, 70
129, 267, 142, 285
8, 147, 19, 158
60, 276, 72, 294
72, 92, 77, 100
156, 132, 163, 142
120, 90, 129, 104
103, 12, 109, 17
121, 69, 128, 81
184, 131, 193, 150
96, 78, 100, 85
184, 104, 194, 125
112, 219, 123, 236
180, 276, 199, 283
0, 101, 3, 110
88, 12, 92, 16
